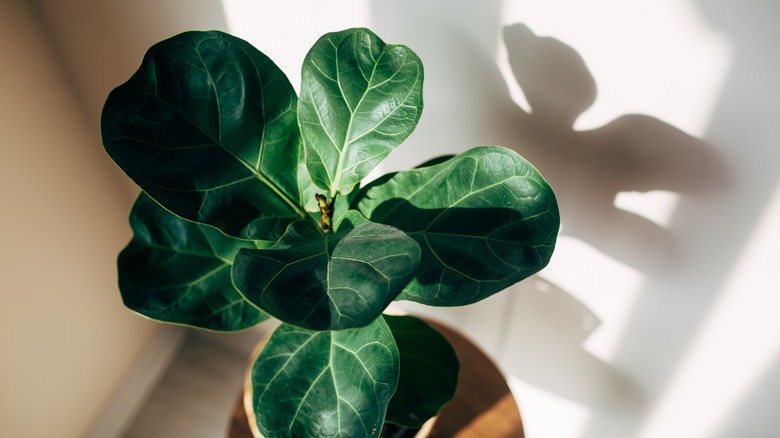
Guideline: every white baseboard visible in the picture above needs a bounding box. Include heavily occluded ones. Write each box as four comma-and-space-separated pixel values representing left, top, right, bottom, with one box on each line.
86, 325, 188, 438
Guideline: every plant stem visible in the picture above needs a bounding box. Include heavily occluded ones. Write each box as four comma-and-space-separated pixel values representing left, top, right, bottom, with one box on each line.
316, 193, 335, 232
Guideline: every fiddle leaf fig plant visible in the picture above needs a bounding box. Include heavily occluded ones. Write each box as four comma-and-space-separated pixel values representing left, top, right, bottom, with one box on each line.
101, 28, 559, 437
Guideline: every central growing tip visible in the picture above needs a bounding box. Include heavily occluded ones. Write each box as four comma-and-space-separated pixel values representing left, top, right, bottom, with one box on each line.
315, 194, 335, 233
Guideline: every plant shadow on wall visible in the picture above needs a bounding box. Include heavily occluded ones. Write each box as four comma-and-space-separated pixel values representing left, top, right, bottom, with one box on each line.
499, 24, 729, 272
496, 277, 639, 411
453, 23, 729, 410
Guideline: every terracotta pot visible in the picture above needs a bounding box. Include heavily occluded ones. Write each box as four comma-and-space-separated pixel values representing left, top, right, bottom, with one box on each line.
227, 317, 524, 438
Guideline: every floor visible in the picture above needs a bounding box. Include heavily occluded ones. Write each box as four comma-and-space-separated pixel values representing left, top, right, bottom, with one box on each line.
124, 325, 273, 438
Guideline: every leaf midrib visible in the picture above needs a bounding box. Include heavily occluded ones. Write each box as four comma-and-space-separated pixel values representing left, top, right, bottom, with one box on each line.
330, 39, 418, 196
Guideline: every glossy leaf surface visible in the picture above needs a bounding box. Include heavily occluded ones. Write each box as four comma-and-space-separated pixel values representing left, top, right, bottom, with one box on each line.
101, 30, 311, 240
383, 315, 459, 428
355, 146, 560, 306
232, 211, 421, 330
118, 193, 269, 331
251, 318, 399, 437
299, 28, 423, 196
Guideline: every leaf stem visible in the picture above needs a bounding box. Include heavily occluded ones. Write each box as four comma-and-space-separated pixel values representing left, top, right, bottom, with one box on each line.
316, 194, 335, 233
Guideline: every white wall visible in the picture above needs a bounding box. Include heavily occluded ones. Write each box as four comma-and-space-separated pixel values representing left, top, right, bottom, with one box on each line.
224, 1, 780, 437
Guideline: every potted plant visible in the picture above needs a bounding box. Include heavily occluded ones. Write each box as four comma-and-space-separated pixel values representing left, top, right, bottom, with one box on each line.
101, 27, 559, 437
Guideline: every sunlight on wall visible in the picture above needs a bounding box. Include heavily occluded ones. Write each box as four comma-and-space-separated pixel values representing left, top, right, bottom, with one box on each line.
638, 185, 780, 438
498, 1, 734, 437
499, 0, 732, 135
614, 191, 680, 229
217, 3, 770, 438
499, 0, 732, 363
510, 377, 591, 438
220, 0, 371, 92
542, 237, 644, 362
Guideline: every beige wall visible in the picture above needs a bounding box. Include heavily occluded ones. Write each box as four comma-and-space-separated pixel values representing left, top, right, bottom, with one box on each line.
0, 2, 162, 436
0, 2, 154, 436
0, 1, 231, 436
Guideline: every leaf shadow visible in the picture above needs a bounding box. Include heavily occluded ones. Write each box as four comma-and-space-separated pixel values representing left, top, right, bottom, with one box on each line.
497, 276, 644, 412
498, 23, 731, 272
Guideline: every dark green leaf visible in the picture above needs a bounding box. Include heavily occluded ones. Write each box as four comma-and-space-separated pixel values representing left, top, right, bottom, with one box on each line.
299, 28, 424, 196
118, 192, 269, 331
232, 211, 421, 330
355, 146, 560, 306
251, 318, 399, 437
383, 315, 459, 428
101, 30, 312, 240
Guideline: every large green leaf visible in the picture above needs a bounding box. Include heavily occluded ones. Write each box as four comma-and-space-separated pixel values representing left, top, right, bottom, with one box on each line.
383, 315, 459, 428
118, 192, 269, 331
232, 211, 421, 330
355, 146, 560, 306
101, 30, 312, 240
299, 28, 424, 197
251, 318, 399, 437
